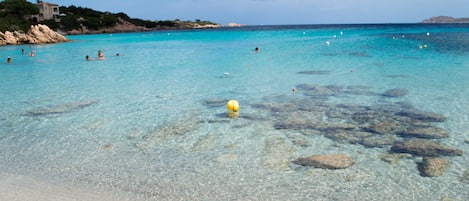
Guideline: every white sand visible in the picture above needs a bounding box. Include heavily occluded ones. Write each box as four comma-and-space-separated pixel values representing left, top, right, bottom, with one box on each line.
0, 173, 138, 201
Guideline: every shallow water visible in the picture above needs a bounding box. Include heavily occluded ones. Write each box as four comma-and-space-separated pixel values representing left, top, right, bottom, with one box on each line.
1, 24, 469, 200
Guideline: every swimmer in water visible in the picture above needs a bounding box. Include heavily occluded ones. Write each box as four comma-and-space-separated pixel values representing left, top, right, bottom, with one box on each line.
98, 50, 104, 60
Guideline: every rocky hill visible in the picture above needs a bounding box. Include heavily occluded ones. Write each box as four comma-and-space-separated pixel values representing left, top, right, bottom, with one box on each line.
421, 16, 469, 23
0, 1, 220, 37
48, 6, 220, 35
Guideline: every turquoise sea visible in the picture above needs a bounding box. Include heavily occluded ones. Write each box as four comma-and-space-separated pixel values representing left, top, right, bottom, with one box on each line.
1, 24, 469, 200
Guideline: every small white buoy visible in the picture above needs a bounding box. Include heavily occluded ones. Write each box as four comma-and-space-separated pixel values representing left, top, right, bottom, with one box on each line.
326, 41, 330, 46
427, 32, 430, 36
340, 31, 344, 35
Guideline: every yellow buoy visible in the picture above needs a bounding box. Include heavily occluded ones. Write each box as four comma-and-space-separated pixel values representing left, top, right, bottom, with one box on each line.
226, 100, 239, 112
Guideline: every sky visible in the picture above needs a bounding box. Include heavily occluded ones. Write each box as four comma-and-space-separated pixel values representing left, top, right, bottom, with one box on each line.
33, 0, 469, 25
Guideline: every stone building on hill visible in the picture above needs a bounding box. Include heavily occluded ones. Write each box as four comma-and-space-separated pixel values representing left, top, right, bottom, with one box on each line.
31, 0, 60, 22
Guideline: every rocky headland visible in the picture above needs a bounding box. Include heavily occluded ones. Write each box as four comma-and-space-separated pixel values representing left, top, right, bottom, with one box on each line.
0, 24, 69, 45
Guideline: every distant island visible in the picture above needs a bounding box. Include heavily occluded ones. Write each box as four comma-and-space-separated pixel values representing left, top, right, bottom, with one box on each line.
421, 16, 469, 23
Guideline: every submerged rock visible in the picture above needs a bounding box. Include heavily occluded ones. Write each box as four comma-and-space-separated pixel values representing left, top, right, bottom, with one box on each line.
359, 134, 397, 148
396, 110, 446, 122
418, 157, 450, 177
361, 119, 402, 134
294, 154, 354, 169
351, 110, 383, 124
296, 84, 339, 96
390, 139, 463, 157
191, 132, 217, 151
343, 85, 376, 95
287, 133, 311, 147
380, 153, 413, 165
27, 100, 97, 116
323, 130, 372, 145
262, 137, 297, 171
139, 113, 201, 146
398, 126, 450, 139
203, 98, 229, 107
460, 170, 469, 184
382, 88, 408, 98
297, 70, 331, 75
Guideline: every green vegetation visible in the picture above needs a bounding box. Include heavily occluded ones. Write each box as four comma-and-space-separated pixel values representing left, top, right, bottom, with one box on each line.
0, 0, 218, 33
0, 0, 39, 32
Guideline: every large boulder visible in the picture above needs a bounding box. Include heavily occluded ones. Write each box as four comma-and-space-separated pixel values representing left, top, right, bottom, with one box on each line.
0, 24, 68, 45
294, 154, 354, 169
0, 31, 21, 45
27, 24, 68, 44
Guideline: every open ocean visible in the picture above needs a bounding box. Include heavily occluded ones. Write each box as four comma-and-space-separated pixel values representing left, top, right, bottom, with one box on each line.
1, 24, 469, 200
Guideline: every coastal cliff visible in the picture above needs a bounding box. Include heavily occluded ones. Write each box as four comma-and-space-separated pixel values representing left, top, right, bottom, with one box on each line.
422, 16, 469, 23
0, 24, 68, 46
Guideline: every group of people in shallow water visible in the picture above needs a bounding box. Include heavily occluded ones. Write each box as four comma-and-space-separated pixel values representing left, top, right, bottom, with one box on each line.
85, 50, 123, 61
5, 48, 124, 63
85, 50, 105, 61
5, 47, 35, 63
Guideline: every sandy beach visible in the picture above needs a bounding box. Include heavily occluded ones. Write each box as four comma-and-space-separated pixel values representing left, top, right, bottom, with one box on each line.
0, 173, 138, 201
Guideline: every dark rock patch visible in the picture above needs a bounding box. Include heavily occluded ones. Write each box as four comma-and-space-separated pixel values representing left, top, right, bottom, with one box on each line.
351, 110, 383, 124
390, 139, 463, 157
383, 88, 408, 98
349, 51, 371, 57
343, 85, 376, 95
299, 85, 338, 97
297, 70, 331, 75
287, 133, 311, 147
396, 109, 447, 122
359, 134, 397, 148
398, 126, 450, 139
361, 119, 402, 134
460, 170, 469, 184
384, 74, 412, 78
418, 157, 450, 177
27, 100, 97, 116
203, 98, 229, 107
323, 130, 372, 145
293, 154, 354, 169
